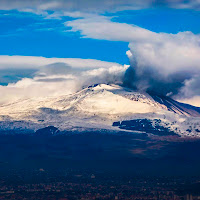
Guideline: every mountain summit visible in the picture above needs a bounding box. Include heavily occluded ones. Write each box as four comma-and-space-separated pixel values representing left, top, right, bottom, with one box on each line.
0, 84, 200, 137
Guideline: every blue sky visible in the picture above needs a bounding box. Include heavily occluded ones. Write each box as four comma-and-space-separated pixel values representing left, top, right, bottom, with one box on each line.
0, 10, 129, 64
1, 7, 200, 65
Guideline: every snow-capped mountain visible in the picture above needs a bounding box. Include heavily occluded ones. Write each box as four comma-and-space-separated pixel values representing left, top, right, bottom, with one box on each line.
0, 84, 200, 137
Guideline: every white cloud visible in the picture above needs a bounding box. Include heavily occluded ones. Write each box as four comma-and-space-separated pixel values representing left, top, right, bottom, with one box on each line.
65, 16, 157, 42
0, 56, 127, 105
126, 31, 200, 98
0, 0, 199, 14
0, 55, 121, 70
128, 31, 200, 75
0, 0, 152, 13
169, 0, 200, 9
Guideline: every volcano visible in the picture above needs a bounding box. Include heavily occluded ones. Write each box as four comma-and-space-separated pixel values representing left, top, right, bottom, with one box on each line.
0, 84, 200, 137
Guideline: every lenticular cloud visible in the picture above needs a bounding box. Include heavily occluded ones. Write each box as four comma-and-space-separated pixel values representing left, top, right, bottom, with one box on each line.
0, 57, 127, 105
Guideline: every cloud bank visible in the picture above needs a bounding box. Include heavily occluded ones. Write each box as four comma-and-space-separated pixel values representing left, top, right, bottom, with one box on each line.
125, 31, 200, 97
0, 0, 200, 14
0, 55, 120, 70
125, 29, 200, 106
0, 56, 127, 105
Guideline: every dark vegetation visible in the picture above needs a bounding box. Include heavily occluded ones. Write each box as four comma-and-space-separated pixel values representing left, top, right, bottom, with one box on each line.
0, 127, 199, 176
113, 119, 177, 136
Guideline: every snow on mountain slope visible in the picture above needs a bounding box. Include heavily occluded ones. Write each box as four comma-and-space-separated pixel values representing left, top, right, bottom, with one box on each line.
0, 84, 162, 117
74, 84, 164, 115
0, 84, 200, 137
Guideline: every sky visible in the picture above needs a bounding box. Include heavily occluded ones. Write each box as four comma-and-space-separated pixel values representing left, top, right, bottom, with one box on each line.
1, 8, 200, 64
1, 0, 200, 106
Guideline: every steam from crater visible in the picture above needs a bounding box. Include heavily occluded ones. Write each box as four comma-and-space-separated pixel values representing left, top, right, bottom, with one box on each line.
123, 31, 200, 105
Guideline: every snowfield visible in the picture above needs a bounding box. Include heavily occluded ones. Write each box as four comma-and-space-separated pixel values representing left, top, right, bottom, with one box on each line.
0, 84, 200, 137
